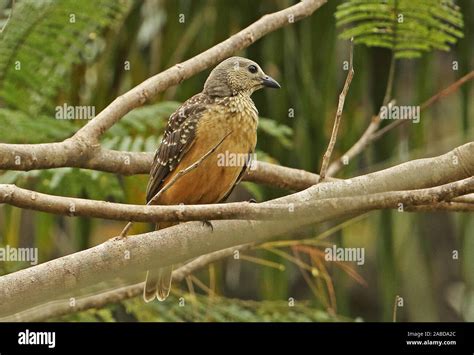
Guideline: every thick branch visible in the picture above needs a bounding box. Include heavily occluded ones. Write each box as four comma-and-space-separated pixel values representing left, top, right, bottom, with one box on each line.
0, 144, 322, 191
0, 142, 473, 316
2, 245, 250, 322
0, 0, 326, 177
6, 196, 473, 321
0, 184, 308, 222
73, 0, 327, 142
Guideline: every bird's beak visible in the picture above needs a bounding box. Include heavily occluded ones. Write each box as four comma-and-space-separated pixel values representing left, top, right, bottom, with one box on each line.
261, 75, 281, 89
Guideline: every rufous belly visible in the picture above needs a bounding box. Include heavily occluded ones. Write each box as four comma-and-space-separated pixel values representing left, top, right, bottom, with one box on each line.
156, 113, 257, 205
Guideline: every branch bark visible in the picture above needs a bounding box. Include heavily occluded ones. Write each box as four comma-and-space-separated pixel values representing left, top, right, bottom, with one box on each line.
5, 194, 473, 322
320, 40, 354, 180
0, 142, 473, 317
0, 0, 327, 194
1, 245, 251, 322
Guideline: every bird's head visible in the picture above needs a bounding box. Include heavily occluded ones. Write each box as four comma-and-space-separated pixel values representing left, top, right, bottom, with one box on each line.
203, 56, 280, 97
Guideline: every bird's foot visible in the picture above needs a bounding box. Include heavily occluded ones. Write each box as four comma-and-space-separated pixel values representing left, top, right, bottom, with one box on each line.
202, 220, 214, 231
248, 198, 257, 203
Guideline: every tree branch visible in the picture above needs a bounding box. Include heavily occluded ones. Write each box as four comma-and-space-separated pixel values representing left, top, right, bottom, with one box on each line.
1, 245, 251, 322
319, 39, 354, 180
119, 131, 232, 237
0, 142, 473, 316
5, 195, 473, 322
0, 0, 326, 175
0, 184, 300, 222
72, 0, 327, 143
326, 70, 474, 177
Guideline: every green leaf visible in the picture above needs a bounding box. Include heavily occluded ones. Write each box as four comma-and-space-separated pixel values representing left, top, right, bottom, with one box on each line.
258, 117, 293, 149
335, 0, 464, 59
56, 294, 351, 322
0, 0, 132, 115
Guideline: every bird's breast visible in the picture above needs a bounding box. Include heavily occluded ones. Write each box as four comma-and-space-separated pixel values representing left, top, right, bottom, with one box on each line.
156, 97, 258, 205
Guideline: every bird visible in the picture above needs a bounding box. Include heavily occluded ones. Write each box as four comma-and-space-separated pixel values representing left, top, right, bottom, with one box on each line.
144, 56, 280, 302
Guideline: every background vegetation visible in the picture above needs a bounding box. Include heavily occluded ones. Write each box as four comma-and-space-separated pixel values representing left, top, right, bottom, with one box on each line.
0, 0, 472, 322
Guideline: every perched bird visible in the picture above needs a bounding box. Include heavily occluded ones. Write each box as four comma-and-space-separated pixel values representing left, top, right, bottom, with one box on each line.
144, 56, 280, 302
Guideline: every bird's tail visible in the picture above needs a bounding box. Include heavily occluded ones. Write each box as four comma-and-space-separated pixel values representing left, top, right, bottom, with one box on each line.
143, 222, 176, 302
143, 266, 173, 302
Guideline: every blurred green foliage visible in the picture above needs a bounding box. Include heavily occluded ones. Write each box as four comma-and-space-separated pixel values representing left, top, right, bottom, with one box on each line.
57, 294, 349, 322
0, 0, 132, 115
0, 0, 472, 322
336, 0, 464, 58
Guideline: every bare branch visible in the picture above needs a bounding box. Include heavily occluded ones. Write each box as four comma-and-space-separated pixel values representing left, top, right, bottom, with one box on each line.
371, 70, 474, 142
0, 0, 326, 166
245, 161, 331, 190
72, 0, 327, 143
0, 142, 473, 317
0, 145, 323, 191
319, 40, 354, 180
0, 143, 473, 224
0, 184, 296, 223
0, 0, 327, 192
119, 132, 232, 237
2, 245, 251, 322
327, 70, 474, 177
406, 202, 474, 212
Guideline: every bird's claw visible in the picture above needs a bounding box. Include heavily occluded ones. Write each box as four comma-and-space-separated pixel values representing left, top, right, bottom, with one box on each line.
202, 220, 214, 231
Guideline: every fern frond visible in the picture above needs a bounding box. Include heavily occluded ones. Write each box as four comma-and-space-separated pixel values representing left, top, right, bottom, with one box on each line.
335, 0, 464, 59
0, 100, 293, 200
0, 108, 75, 143
57, 293, 350, 322
0, 0, 132, 115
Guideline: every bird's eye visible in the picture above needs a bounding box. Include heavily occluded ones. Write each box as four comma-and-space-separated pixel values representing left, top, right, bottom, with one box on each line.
248, 65, 257, 74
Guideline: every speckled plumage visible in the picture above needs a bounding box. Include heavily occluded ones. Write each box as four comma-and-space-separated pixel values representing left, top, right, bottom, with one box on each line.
143, 57, 280, 302
146, 92, 258, 206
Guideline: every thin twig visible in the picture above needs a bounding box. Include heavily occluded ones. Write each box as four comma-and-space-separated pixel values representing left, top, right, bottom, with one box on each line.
327, 70, 474, 177
319, 39, 354, 181
392, 295, 399, 322
0, 0, 326, 174
326, 101, 395, 177
326, 53, 397, 178
371, 70, 474, 142
119, 131, 232, 238
382, 54, 396, 108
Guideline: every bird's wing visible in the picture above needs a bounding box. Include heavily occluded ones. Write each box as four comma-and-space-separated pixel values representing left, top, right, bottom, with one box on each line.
218, 151, 254, 203
146, 93, 210, 203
